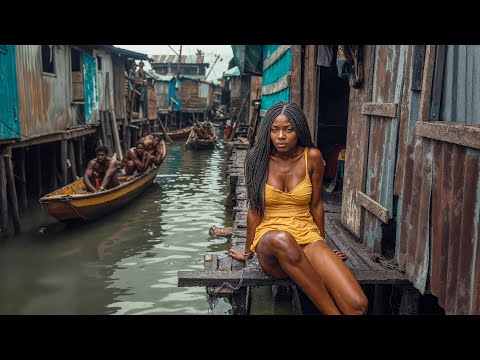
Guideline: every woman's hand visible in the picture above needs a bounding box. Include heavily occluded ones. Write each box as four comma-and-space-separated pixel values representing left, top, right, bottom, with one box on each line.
228, 249, 254, 262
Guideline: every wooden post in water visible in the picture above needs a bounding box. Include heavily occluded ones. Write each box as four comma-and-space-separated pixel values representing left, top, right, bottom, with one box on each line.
4, 155, 21, 233
61, 140, 68, 186
78, 137, 85, 176
0, 155, 9, 237
68, 140, 78, 179
36, 145, 42, 197
19, 147, 27, 210
106, 72, 123, 161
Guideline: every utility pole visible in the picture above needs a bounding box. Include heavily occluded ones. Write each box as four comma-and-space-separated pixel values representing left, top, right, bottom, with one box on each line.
205, 54, 222, 81
176, 45, 183, 78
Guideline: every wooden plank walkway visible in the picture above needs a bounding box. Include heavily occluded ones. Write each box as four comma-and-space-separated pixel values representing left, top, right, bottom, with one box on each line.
178, 145, 409, 314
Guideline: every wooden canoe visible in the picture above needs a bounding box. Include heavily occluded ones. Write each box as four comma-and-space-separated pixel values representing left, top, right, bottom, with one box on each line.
39, 140, 166, 223
185, 125, 217, 150
153, 126, 194, 140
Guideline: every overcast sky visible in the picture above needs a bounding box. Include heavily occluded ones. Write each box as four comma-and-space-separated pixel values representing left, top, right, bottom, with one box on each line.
116, 45, 233, 83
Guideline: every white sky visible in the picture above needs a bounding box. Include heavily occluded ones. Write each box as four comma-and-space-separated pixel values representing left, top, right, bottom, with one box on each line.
115, 45, 234, 83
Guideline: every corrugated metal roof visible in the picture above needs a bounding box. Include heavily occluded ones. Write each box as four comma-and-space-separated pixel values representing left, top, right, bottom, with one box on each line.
150, 54, 209, 65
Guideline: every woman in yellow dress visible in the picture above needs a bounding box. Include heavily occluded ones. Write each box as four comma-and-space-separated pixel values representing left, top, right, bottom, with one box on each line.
228, 101, 368, 315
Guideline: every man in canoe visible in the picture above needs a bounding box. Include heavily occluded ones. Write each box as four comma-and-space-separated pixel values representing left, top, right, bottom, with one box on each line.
84, 145, 120, 192
121, 141, 150, 177
141, 134, 165, 166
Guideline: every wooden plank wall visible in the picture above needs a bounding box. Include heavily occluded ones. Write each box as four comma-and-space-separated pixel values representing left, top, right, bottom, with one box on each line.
341, 45, 375, 238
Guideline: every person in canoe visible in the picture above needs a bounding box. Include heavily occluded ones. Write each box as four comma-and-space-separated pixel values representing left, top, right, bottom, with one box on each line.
83, 145, 120, 193
141, 134, 165, 166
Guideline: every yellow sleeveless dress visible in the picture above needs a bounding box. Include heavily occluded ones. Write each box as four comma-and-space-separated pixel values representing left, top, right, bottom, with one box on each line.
251, 147, 325, 252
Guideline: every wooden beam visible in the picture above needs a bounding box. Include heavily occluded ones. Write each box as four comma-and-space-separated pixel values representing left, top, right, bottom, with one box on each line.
4, 155, 20, 233
290, 45, 302, 105
361, 102, 398, 118
60, 140, 68, 186
0, 155, 8, 237
178, 268, 408, 287
68, 140, 78, 179
418, 45, 437, 122
262, 74, 290, 96
357, 191, 389, 224
19, 148, 27, 210
263, 45, 291, 70
416, 121, 480, 150
8, 127, 96, 149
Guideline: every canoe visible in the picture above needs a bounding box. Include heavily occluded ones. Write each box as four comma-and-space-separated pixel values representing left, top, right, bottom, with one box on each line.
39, 140, 166, 223
185, 124, 217, 150
167, 126, 194, 140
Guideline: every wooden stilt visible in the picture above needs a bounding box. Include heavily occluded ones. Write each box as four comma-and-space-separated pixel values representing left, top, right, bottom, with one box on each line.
78, 136, 85, 176
5, 155, 21, 233
19, 148, 27, 210
0, 155, 9, 237
68, 140, 78, 179
36, 145, 42, 197
100, 110, 108, 149
61, 140, 68, 186
52, 143, 58, 191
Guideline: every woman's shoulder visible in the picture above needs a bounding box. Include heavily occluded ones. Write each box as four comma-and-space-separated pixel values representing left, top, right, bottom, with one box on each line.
306, 147, 323, 161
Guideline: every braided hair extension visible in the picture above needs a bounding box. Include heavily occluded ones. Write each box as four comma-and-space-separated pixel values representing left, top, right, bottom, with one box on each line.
245, 101, 316, 218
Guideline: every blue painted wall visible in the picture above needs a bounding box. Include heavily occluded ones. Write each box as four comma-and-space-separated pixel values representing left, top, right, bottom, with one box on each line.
0, 45, 20, 139
83, 53, 99, 124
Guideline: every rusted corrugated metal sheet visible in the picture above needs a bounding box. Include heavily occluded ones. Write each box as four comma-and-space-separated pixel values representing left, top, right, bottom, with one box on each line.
430, 144, 480, 314
150, 54, 202, 64
440, 45, 480, 125
363, 45, 407, 253
15, 45, 73, 138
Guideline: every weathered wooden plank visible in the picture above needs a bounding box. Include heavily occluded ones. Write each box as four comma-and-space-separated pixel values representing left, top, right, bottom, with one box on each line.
260, 110, 267, 118
418, 45, 437, 122
416, 121, 480, 150
361, 102, 398, 118
18, 148, 27, 210
4, 155, 20, 233
262, 74, 290, 96
341, 45, 375, 238
303, 45, 317, 140
60, 140, 68, 186
263, 45, 291, 70
358, 191, 389, 224
8, 127, 97, 149
290, 45, 302, 105
178, 268, 407, 287
411, 45, 426, 91
0, 155, 8, 237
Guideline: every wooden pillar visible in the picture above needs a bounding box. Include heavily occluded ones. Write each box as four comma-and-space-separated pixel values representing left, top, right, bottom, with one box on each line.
5, 155, 21, 233
36, 145, 42, 197
0, 155, 9, 237
78, 137, 84, 176
51, 143, 57, 191
290, 45, 303, 106
100, 111, 108, 148
61, 140, 68, 186
68, 140, 78, 179
19, 148, 27, 210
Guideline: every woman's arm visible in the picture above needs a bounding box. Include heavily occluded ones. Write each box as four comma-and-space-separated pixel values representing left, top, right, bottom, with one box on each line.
228, 207, 262, 261
309, 148, 326, 238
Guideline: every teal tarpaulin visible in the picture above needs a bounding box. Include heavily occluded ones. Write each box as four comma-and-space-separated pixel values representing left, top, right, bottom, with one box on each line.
231, 45, 263, 76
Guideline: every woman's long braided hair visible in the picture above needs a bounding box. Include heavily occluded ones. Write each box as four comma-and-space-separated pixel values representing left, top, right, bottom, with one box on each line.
245, 101, 316, 218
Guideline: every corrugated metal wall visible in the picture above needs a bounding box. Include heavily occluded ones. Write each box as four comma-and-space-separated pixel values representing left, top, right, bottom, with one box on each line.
397, 45, 480, 314
261, 45, 291, 113
15, 45, 73, 138
440, 46, 480, 125
0, 45, 20, 140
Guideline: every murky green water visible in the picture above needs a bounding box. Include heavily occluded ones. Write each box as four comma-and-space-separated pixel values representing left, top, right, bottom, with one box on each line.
0, 140, 233, 315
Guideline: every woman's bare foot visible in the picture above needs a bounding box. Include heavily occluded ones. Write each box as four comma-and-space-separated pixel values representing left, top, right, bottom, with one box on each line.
333, 249, 348, 261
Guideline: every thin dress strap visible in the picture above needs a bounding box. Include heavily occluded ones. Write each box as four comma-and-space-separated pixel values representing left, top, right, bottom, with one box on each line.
304, 147, 308, 180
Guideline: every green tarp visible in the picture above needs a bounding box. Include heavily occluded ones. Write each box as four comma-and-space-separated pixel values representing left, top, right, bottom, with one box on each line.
231, 45, 263, 76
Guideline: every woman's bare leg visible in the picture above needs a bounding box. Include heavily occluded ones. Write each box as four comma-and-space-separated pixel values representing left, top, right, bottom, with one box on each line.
303, 240, 368, 314
255, 230, 341, 314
